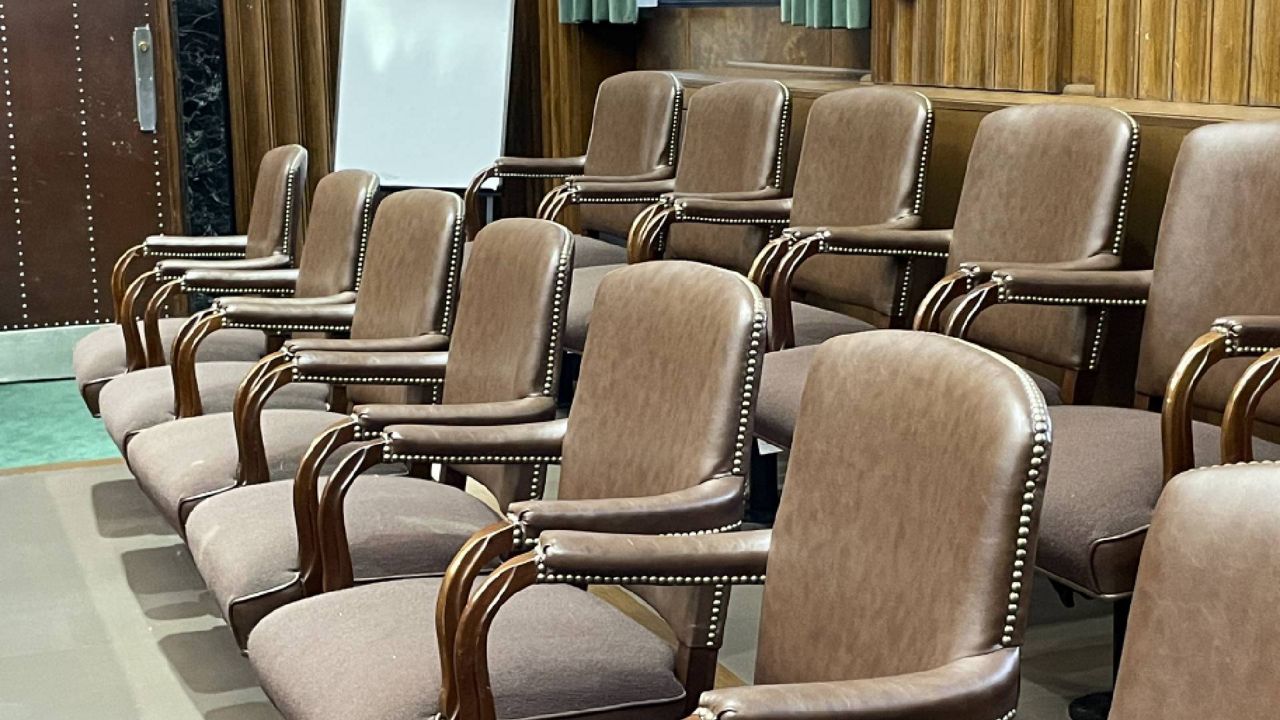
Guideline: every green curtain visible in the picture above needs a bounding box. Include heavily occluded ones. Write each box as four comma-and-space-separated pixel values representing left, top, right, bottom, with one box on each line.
781, 0, 871, 30
559, 0, 639, 24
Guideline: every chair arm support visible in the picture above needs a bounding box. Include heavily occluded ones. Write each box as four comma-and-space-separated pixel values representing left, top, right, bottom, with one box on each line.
352, 396, 558, 434
957, 253, 1122, 281
671, 197, 792, 224
690, 649, 1019, 720
944, 269, 1152, 340
508, 474, 746, 537
143, 234, 249, 258
537, 528, 770, 583
180, 267, 299, 296
494, 155, 587, 177
382, 418, 569, 464
215, 297, 356, 333
290, 348, 448, 386
283, 333, 450, 354
564, 177, 677, 204
1211, 315, 1280, 353
814, 225, 951, 257
1180, 318, 1280, 468
154, 253, 290, 279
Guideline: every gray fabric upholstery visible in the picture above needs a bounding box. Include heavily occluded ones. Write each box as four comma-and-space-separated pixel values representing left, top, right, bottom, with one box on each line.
100, 360, 330, 451
128, 409, 349, 529
785, 302, 876, 349
565, 263, 623, 352
572, 234, 628, 268
1038, 405, 1280, 596
249, 577, 686, 720
757, 342, 1064, 448
186, 473, 501, 638
73, 318, 266, 397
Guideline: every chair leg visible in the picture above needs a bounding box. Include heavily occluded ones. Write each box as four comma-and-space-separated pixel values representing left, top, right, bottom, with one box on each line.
745, 441, 780, 525
1067, 596, 1132, 720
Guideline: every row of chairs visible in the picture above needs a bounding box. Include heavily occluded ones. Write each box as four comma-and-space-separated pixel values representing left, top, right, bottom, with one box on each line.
69, 72, 1280, 719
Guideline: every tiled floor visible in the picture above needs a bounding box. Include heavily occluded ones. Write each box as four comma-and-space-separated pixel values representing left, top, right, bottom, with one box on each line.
0, 461, 1113, 719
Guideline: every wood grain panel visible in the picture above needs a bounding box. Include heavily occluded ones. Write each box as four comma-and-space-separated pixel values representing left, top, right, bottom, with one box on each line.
991, 0, 1023, 90
912, 0, 941, 85
1104, 0, 1140, 97
1071, 0, 1098, 85
891, 0, 916, 82
1210, 0, 1252, 104
871, 0, 896, 81
1020, 0, 1069, 91
958, 0, 991, 88
1172, 0, 1211, 102
1250, 0, 1280, 105
940, 0, 965, 86
1137, 0, 1175, 100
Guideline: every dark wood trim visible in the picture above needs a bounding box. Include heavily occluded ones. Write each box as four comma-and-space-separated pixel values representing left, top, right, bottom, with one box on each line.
153, 0, 185, 234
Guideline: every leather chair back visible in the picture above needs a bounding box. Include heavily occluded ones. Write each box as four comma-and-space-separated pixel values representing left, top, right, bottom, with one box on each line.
579, 71, 682, 239
666, 80, 791, 273
559, 261, 764, 499
443, 219, 574, 506
757, 331, 1048, 687
347, 190, 464, 405
293, 170, 379, 298
958, 105, 1137, 372
244, 144, 308, 261
1110, 463, 1280, 719
1134, 121, 1280, 423
790, 87, 933, 316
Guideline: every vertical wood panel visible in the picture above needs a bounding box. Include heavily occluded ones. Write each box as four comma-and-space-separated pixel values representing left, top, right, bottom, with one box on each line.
959, 0, 991, 87
912, 0, 941, 85
1072, 0, 1098, 85
1137, 0, 1175, 99
1250, 0, 1280, 105
1210, 0, 1252, 104
1105, 0, 1141, 97
892, 0, 916, 83
871, 0, 896, 82
940, 0, 965, 86
1020, 0, 1069, 90
991, 0, 1023, 89
1172, 0, 1211, 101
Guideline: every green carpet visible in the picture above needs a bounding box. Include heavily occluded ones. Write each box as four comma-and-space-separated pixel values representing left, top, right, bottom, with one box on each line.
0, 380, 119, 469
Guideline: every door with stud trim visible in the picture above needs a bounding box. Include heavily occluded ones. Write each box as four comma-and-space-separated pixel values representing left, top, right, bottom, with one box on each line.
0, 0, 182, 331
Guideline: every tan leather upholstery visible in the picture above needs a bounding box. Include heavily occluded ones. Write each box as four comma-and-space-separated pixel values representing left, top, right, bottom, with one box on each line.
243, 144, 309, 260
293, 169, 380, 297
1134, 121, 1280, 424
958, 104, 1137, 371
1110, 462, 1280, 719
664, 80, 790, 273
789, 87, 932, 314
578, 71, 682, 238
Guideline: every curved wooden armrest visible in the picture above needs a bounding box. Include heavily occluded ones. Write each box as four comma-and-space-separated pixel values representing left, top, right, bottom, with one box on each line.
111, 243, 148, 319
119, 269, 163, 371
1222, 348, 1280, 464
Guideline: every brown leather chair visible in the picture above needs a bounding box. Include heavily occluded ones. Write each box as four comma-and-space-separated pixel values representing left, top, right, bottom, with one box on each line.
640, 86, 934, 350
177, 218, 573, 647
244, 260, 765, 720
96, 169, 379, 451
943, 120, 1280, 715
749, 103, 1137, 519
119, 189, 468, 537
1109, 462, 1280, 719
562, 79, 791, 353
74, 144, 308, 413
467, 70, 682, 268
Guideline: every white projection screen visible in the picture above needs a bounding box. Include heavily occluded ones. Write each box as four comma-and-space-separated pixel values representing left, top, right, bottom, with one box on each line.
333, 0, 516, 188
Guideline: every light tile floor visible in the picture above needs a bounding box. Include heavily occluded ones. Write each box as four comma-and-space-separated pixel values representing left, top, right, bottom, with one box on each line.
0, 461, 1112, 719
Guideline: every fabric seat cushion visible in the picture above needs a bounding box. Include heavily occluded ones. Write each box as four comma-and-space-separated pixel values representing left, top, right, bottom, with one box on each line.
99, 360, 330, 451
248, 577, 686, 720
1039, 405, 1280, 596
73, 318, 266, 397
186, 473, 502, 640
565, 263, 624, 352
127, 408, 351, 529
783, 302, 876, 349
757, 343, 1065, 448
572, 234, 628, 269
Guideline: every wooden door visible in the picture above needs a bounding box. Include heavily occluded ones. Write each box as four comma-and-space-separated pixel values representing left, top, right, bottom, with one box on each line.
0, 0, 181, 331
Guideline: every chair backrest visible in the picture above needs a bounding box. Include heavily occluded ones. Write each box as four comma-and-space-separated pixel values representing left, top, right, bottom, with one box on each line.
756, 331, 1048, 685
789, 87, 933, 317
1110, 462, 1280, 719
579, 71, 683, 239
1135, 121, 1280, 423
442, 219, 574, 507
347, 190, 464, 405
665, 80, 791, 273
293, 170, 380, 298
244, 145, 308, 260
956, 104, 1137, 373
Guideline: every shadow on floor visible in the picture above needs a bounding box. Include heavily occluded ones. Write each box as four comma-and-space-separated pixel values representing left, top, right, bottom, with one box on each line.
93, 477, 171, 538
159, 629, 262, 695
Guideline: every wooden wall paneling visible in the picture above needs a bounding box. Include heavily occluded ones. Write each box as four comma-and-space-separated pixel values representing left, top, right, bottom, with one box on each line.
892, 0, 916, 83
1071, 0, 1098, 86
265, 0, 303, 154
871, 0, 896, 82
912, 0, 941, 85
1018, 0, 1071, 92
1210, 0, 1252, 104
1250, 0, 1280, 105
294, 0, 338, 196
636, 7, 690, 69
500, 0, 545, 220
958, 0, 991, 88
991, 0, 1023, 90
1104, 0, 1141, 97
1171, 0, 1211, 101
939, 0, 964, 86
830, 28, 873, 69
1137, 0, 1175, 100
